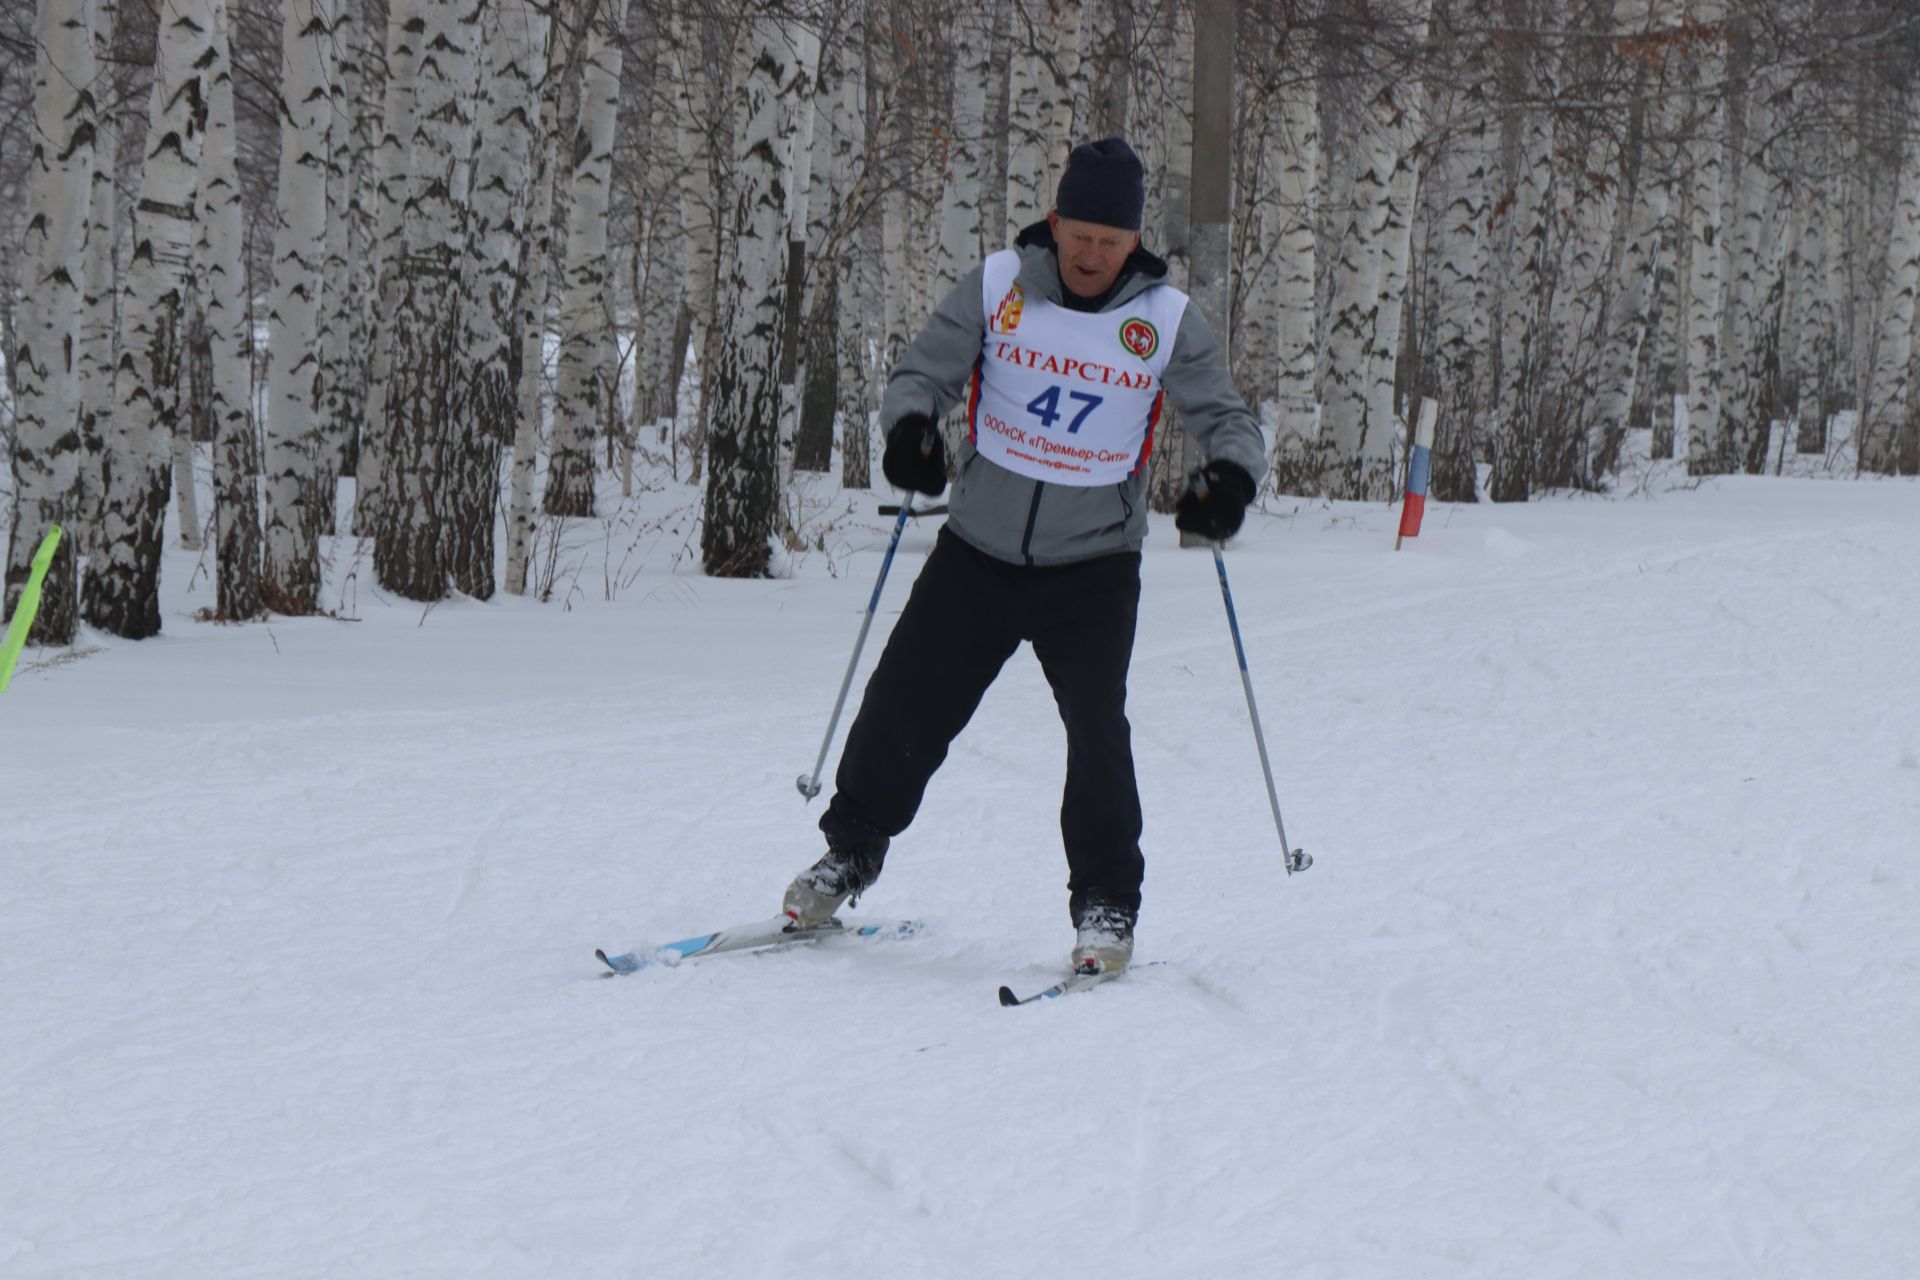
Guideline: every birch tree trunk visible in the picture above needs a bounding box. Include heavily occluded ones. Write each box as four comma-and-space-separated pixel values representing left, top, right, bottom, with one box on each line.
196, 0, 262, 620
262, 0, 336, 614
1270, 62, 1321, 494
1365, 5, 1432, 492
1859, 81, 1920, 475
795, 8, 859, 475
1793, 184, 1841, 453
880, 0, 916, 380
315, 2, 366, 526
1005, 3, 1048, 240
1719, 69, 1791, 476
1683, 0, 1728, 476
1427, 75, 1494, 503
844, 16, 884, 488
544, 0, 631, 518
504, 52, 563, 598
1319, 54, 1402, 500
1146, 2, 1196, 512
5, 0, 97, 647
1489, 0, 1561, 503
372, 0, 484, 600
86, 0, 213, 639
636, 19, 689, 447
460, 0, 549, 599
934, 0, 993, 309
1185, 0, 1236, 521
75, 0, 119, 563
352, 0, 421, 535
702, 16, 806, 577
1586, 6, 1677, 480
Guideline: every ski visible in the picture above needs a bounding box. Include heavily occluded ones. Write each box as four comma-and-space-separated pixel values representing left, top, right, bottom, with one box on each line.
597, 916, 920, 975
998, 967, 1124, 1006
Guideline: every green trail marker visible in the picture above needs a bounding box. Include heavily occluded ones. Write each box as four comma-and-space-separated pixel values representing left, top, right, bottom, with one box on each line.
0, 524, 64, 695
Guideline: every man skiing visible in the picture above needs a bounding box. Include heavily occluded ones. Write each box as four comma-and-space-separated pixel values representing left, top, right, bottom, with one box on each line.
782, 137, 1266, 977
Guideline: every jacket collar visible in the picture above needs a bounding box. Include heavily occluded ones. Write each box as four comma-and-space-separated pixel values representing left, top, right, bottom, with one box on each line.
1012, 219, 1169, 310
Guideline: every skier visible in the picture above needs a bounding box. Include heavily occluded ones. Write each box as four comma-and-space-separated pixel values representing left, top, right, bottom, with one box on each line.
782, 137, 1266, 976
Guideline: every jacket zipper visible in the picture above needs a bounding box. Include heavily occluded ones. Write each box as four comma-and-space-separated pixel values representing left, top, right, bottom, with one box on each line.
1018, 480, 1046, 567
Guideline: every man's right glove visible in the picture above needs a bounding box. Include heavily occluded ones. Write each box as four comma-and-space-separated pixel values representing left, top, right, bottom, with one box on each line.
1174, 460, 1257, 541
882, 413, 948, 496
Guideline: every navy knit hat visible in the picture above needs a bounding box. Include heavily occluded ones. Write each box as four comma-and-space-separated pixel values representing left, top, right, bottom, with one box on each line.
1054, 137, 1146, 231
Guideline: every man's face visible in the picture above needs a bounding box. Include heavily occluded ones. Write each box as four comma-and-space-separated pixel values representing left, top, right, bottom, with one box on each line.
1049, 212, 1140, 299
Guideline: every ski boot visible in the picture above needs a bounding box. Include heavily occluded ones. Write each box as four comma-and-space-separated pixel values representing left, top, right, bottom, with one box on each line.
1070, 900, 1136, 975
782, 843, 884, 927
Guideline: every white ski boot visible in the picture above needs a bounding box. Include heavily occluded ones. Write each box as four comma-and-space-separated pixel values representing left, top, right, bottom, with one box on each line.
782, 845, 883, 927
1070, 902, 1136, 975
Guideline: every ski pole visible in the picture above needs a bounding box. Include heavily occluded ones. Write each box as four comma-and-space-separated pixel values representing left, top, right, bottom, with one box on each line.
1193, 475, 1310, 873
797, 496, 913, 800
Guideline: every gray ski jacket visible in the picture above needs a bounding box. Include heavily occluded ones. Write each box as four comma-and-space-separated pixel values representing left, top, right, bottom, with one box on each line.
881, 221, 1267, 567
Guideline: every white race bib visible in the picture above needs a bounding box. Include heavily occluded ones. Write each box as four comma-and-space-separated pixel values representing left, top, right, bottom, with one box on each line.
966, 250, 1189, 486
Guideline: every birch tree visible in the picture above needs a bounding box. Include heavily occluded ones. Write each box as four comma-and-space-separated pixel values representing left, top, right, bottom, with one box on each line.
1365, 3, 1432, 493
1682, 0, 1728, 476
933, 0, 993, 310
544, 0, 631, 518
1319, 43, 1404, 500
1585, 0, 1679, 480
86, 0, 213, 640
1269, 58, 1321, 492
795, 5, 862, 475
195, 0, 261, 620
461, 0, 550, 598
703, 15, 807, 577
1489, 1, 1561, 503
5, 0, 97, 647
316, 3, 369, 525
352, 0, 422, 534
504, 41, 565, 597
835, 5, 875, 489
262, 0, 336, 614
75, 0, 119, 563
1858, 78, 1920, 475
372, 0, 484, 600
1426, 72, 1494, 503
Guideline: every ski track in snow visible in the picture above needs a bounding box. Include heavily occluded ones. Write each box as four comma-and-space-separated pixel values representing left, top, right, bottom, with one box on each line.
2, 472, 1917, 1277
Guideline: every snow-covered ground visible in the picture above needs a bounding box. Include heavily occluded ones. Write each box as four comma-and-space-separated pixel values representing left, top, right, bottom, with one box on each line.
2, 453, 1916, 1278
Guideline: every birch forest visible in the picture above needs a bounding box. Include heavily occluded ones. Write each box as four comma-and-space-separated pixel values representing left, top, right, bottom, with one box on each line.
4, 0, 1918, 646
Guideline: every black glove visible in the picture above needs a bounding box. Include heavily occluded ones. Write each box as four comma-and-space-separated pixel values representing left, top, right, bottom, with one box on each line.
882, 413, 948, 496
1174, 460, 1257, 541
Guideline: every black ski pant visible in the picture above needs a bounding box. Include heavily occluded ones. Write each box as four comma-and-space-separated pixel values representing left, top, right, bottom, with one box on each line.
821, 527, 1145, 921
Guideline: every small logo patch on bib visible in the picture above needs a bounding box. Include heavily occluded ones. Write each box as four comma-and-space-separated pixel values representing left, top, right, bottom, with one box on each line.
1120, 317, 1158, 361
992, 285, 1026, 334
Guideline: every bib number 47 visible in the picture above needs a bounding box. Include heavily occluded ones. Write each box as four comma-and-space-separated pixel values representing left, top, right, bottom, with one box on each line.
1025, 385, 1103, 433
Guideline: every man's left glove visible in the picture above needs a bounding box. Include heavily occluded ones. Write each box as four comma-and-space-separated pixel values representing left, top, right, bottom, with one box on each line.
1174, 460, 1257, 541
882, 412, 948, 496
